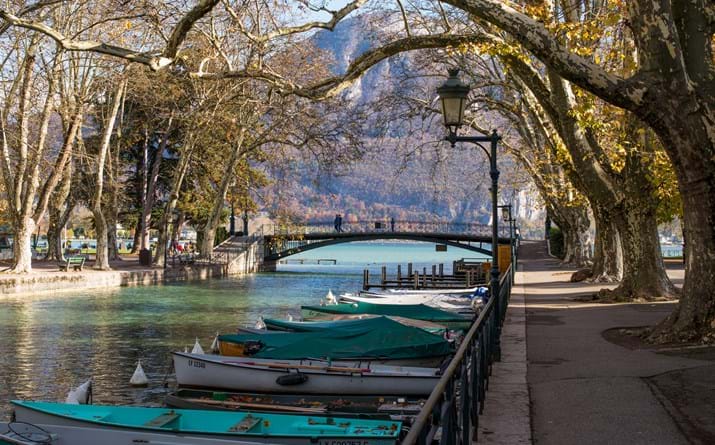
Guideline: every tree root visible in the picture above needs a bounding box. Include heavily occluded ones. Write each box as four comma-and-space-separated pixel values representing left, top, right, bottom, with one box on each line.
648, 307, 715, 345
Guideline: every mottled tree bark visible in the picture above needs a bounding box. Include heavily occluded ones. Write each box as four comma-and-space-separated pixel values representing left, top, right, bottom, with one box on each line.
590, 206, 622, 282
45, 162, 73, 261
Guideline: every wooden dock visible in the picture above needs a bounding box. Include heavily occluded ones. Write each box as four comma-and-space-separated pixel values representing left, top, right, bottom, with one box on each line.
362, 260, 488, 290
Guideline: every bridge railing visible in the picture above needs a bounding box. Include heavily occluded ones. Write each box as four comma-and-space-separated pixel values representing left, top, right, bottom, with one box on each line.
401, 264, 513, 444
261, 220, 510, 237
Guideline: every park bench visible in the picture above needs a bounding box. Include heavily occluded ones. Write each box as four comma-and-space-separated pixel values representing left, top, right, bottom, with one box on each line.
178, 253, 196, 265
58, 255, 86, 272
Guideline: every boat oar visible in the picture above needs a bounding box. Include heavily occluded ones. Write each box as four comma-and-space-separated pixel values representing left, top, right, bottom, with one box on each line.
183, 397, 327, 413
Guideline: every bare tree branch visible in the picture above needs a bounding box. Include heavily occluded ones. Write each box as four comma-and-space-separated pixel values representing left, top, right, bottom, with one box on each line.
193, 33, 487, 99
0, 9, 173, 70
224, 0, 368, 44
164, 0, 220, 58
0, 0, 64, 36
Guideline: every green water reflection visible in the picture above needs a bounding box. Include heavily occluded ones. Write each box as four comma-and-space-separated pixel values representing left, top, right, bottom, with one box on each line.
0, 242, 485, 418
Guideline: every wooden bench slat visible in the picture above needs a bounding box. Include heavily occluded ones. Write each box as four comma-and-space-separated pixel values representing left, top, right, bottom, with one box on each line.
228, 414, 262, 432
144, 412, 181, 428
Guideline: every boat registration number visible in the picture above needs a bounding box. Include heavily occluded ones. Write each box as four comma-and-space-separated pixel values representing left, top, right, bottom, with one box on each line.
319, 441, 374, 445
187, 359, 206, 369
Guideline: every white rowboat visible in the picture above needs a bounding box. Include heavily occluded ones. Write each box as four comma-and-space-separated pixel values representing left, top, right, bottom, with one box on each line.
173, 352, 441, 396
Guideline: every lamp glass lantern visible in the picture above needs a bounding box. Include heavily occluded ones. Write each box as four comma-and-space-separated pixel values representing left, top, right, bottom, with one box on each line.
437, 69, 470, 130
501, 206, 510, 222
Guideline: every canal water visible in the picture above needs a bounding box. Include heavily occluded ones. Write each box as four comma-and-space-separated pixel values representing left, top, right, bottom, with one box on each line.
0, 241, 485, 419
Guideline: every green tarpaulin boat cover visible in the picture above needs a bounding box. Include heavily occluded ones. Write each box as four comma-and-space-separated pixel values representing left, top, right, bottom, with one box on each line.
301, 302, 471, 324
263, 316, 447, 334
219, 316, 452, 360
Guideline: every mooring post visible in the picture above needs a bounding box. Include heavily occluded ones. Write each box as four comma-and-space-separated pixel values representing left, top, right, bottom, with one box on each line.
363, 269, 369, 290
439, 263, 444, 278
381, 266, 387, 286
466, 270, 472, 287
397, 264, 402, 284
407, 263, 413, 277
431, 265, 436, 287
414, 272, 419, 289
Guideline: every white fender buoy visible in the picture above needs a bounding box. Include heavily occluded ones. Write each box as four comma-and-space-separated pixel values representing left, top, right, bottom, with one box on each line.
191, 337, 204, 355
254, 316, 266, 330
65, 378, 92, 405
129, 360, 149, 387
325, 289, 337, 305
210, 332, 220, 353
287, 313, 293, 322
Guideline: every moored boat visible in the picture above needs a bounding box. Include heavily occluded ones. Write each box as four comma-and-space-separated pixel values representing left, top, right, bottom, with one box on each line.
1, 421, 271, 445
218, 316, 451, 367
11, 401, 402, 445
339, 293, 478, 312
173, 352, 441, 396
165, 388, 424, 421
301, 302, 473, 330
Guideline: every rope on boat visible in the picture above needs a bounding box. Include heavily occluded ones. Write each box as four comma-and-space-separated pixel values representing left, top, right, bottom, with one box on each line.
6, 421, 53, 444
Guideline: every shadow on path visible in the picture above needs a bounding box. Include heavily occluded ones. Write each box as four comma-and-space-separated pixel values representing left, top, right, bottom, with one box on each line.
521, 240, 713, 445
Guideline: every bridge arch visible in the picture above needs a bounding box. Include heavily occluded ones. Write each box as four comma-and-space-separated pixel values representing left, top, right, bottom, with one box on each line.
263, 232, 499, 261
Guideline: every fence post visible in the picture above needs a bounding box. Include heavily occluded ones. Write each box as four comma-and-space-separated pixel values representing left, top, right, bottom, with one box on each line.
407, 262, 413, 277
397, 264, 402, 284
363, 270, 369, 290
414, 272, 419, 289
381, 266, 387, 286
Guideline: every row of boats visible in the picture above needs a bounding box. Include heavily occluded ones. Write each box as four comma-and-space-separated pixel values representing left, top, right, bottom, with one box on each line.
2, 286, 488, 445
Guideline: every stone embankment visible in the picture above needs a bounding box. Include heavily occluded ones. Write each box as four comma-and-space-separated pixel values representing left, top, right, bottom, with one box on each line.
0, 236, 266, 296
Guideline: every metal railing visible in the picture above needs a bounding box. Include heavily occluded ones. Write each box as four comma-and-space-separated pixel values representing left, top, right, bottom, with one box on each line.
260, 221, 511, 238
402, 264, 513, 444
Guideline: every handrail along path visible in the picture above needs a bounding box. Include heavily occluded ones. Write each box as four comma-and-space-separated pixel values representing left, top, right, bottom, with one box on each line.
402, 263, 513, 444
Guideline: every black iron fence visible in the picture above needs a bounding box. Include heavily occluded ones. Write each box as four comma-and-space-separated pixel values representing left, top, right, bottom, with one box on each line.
260, 221, 511, 238
401, 264, 513, 444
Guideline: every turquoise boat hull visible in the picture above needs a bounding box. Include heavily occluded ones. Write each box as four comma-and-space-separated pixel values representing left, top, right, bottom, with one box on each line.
12, 401, 401, 445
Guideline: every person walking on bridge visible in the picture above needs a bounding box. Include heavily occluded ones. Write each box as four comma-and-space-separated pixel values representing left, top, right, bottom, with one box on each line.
390, 217, 395, 232
334, 214, 340, 232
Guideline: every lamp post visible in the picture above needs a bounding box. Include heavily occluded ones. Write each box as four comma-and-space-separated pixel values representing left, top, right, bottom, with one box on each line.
499, 204, 516, 277
229, 203, 236, 236
437, 68, 502, 360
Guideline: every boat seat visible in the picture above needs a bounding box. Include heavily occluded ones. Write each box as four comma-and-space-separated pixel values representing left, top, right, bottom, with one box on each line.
229, 414, 262, 432
144, 411, 182, 428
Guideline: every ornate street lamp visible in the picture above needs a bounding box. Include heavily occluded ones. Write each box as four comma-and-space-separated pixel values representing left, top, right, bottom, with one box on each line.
437, 68, 503, 360
436, 69, 470, 132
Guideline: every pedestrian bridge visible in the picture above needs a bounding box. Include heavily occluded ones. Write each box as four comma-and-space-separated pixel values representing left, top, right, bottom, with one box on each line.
260, 221, 511, 261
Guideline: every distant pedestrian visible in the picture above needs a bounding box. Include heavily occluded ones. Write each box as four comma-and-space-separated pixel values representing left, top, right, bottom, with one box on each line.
337, 214, 343, 232
390, 217, 395, 232
334, 214, 340, 232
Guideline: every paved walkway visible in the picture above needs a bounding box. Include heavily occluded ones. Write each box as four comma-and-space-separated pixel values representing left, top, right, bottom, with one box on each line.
520, 241, 713, 445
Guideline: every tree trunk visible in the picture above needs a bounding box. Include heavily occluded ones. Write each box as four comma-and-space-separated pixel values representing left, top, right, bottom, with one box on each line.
91, 81, 124, 271
130, 223, 141, 254
649, 113, 715, 341
93, 209, 110, 270
600, 125, 677, 301
590, 206, 622, 282
139, 117, 172, 258
555, 205, 591, 268
200, 133, 244, 258
45, 163, 73, 261
138, 130, 150, 250
153, 140, 194, 267
11, 217, 36, 273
